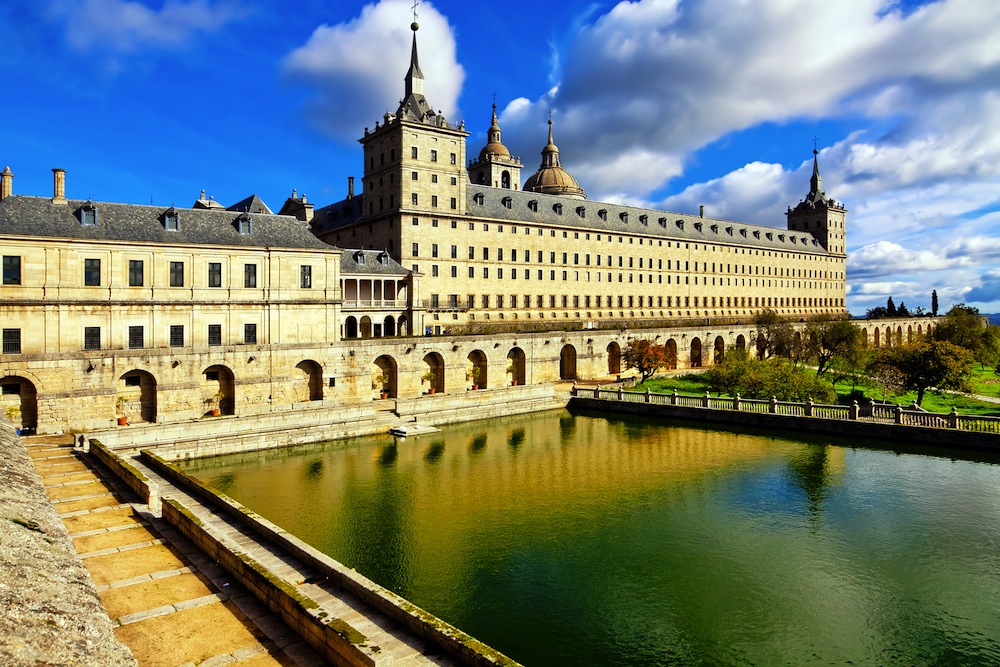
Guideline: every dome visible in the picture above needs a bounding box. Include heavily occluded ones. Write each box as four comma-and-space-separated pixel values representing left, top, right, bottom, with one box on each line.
522, 119, 586, 199
477, 104, 511, 161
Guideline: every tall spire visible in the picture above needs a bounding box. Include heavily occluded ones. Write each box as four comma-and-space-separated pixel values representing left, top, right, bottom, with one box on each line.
541, 119, 560, 168
404, 20, 424, 99
809, 149, 823, 200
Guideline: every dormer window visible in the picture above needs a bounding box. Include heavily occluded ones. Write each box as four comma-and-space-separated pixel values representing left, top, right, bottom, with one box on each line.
377, 251, 390, 266
639, 214, 648, 225
473, 192, 485, 205
658, 217, 667, 227
740, 228, 747, 237
726, 226, 733, 235
576, 206, 586, 218
791, 236, 798, 244
694, 222, 702, 232
553, 203, 563, 215
710, 224, 718, 233
354, 250, 366, 265
675, 219, 684, 230
163, 208, 180, 231
528, 200, 538, 212
619, 212, 628, 223
237, 212, 252, 235
778, 234, 785, 242
79, 200, 98, 227
598, 209, 607, 221
752, 230, 760, 239
765, 232, 773, 240
501, 196, 512, 209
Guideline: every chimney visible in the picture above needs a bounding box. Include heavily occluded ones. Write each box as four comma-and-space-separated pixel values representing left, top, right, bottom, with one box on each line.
52, 168, 66, 204
347, 176, 355, 200
699, 205, 705, 219
0, 166, 12, 201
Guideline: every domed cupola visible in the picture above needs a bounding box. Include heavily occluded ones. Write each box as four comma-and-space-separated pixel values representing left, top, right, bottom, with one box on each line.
523, 119, 586, 199
468, 103, 522, 189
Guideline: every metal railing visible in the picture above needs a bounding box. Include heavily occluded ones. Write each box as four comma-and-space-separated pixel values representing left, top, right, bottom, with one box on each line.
573, 387, 1000, 435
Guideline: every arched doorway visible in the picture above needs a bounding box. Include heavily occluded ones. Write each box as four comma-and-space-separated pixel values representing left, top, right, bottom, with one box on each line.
360, 316, 373, 339
202, 365, 235, 416
665, 339, 678, 369
690, 338, 703, 368
384, 316, 396, 337
398, 316, 408, 336
372, 355, 397, 398
874, 327, 881, 347
736, 334, 746, 352
713, 336, 725, 364
896, 326, 903, 346
501, 171, 511, 189
508, 347, 526, 386
468, 350, 488, 389
861, 328, 868, 347
1, 376, 38, 433
345, 316, 358, 338
295, 360, 323, 402
607, 342, 621, 375
118, 370, 157, 424
422, 353, 444, 394
907, 325, 913, 343
559, 345, 577, 380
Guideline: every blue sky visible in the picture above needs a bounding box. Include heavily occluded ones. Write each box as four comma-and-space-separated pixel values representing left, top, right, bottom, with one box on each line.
2, 0, 1000, 316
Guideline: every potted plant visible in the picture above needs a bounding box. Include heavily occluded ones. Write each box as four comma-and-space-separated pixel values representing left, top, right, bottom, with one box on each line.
507, 363, 517, 386
372, 372, 389, 399
205, 390, 223, 417
422, 370, 436, 394
115, 396, 128, 425
4, 404, 21, 434
467, 365, 481, 390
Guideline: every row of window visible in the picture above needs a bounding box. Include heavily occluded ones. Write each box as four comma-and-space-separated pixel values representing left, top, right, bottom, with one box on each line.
426, 295, 842, 310
0, 324, 260, 355
368, 147, 458, 170
2, 256, 312, 289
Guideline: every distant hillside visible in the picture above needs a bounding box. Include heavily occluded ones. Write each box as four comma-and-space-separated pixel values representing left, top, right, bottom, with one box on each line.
988, 314, 1000, 326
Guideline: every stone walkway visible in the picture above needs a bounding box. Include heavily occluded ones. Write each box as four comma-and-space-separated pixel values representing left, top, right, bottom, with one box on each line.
27, 436, 326, 667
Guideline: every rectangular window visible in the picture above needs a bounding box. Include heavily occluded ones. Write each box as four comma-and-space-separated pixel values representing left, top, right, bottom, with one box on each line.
432, 265, 439, 277
169, 325, 184, 347
450, 153, 457, 165
430, 149, 438, 162
84, 326, 101, 350
300, 265, 312, 289
411, 146, 418, 159
208, 324, 222, 346
2, 256, 20, 285
244, 264, 257, 288
412, 242, 420, 257
468, 294, 475, 308
244, 323, 257, 344
412, 193, 418, 205
432, 244, 439, 258
208, 262, 222, 288
128, 260, 144, 287
411, 171, 418, 181
169, 261, 184, 287
84, 258, 101, 286
450, 198, 457, 209
468, 246, 475, 260
2, 329, 21, 354
450, 245, 457, 259
128, 326, 144, 349
431, 195, 438, 207
451, 266, 457, 277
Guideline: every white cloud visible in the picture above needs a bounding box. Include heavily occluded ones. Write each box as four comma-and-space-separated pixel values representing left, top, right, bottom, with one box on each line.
282, 0, 464, 143
849, 240, 964, 278
47, 0, 245, 52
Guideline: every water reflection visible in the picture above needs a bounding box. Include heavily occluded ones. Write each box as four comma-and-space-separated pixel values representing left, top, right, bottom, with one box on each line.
180, 410, 1000, 667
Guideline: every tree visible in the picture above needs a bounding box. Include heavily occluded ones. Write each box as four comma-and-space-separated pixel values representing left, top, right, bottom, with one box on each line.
933, 304, 987, 362
931, 289, 939, 317
805, 317, 864, 375
869, 340, 974, 406
896, 301, 910, 317
887, 296, 897, 317
752, 309, 797, 359
707, 350, 836, 403
622, 339, 673, 382
866, 305, 891, 319
706, 347, 755, 396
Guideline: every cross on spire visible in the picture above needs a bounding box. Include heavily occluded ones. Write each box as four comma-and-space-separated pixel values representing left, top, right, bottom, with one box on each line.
812, 135, 819, 154
411, 0, 419, 23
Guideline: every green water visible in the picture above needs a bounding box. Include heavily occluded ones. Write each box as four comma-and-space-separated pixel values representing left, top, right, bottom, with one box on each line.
179, 410, 1000, 666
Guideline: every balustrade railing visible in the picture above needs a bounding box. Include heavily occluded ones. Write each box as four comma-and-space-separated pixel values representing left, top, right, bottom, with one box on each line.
575, 386, 1000, 436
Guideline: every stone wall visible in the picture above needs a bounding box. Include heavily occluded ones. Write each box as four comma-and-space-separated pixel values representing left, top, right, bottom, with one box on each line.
0, 421, 135, 667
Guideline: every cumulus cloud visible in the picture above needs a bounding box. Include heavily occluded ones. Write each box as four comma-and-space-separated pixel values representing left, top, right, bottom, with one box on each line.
967, 269, 1000, 303
849, 240, 965, 278
47, 0, 245, 52
282, 0, 464, 142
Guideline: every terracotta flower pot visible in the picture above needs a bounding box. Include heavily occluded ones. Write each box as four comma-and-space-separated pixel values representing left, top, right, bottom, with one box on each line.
117, 416, 128, 426
209, 408, 220, 417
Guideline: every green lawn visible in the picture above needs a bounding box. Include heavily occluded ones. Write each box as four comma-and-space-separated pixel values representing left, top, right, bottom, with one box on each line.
636, 369, 1000, 417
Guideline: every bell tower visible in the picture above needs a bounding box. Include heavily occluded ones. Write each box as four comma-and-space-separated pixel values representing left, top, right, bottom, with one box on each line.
786, 149, 846, 255
468, 103, 522, 189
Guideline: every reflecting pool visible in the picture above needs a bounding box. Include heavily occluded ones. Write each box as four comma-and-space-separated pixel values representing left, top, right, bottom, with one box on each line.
179, 409, 1000, 666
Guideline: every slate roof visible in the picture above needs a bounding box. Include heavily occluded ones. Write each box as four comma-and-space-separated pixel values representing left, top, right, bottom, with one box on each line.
466, 184, 830, 255
311, 197, 366, 237
0, 195, 332, 250
227, 194, 273, 215
340, 249, 410, 277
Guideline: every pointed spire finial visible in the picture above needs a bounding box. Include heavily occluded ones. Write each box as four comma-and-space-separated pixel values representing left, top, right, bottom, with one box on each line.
411, 0, 419, 30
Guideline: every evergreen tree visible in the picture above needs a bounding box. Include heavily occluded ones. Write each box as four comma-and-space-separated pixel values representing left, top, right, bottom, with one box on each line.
896, 301, 910, 317
887, 296, 897, 317
931, 289, 939, 317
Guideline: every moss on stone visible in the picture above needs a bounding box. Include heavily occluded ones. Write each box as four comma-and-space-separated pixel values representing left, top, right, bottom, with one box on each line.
11, 517, 42, 533
327, 618, 367, 645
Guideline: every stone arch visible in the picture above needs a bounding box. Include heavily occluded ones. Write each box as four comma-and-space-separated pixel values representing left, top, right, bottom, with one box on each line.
874, 327, 881, 347
384, 316, 396, 337
508, 347, 526, 386
398, 315, 408, 336
559, 344, 577, 380
907, 325, 913, 343
690, 337, 703, 368
917, 324, 923, 336
735, 334, 747, 352
117, 370, 157, 424
501, 171, 511, 189
202, 365, 235, 416
861, 327, 868, 347
896, 326, 903, 346
756, 333, 767, 358
713, 336, 725, 365
1, 375, 38, 433
360, 316, 373, 339
665, 339, 678, 369
422, 352, 444, 394
476, 171, 486, 184
373, 355, 397, 398
345, 316, 358, 339
884, 326, 892, 347
468, 350, 488, 389
607, 341, 622, 375
295, 360, 323, 402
